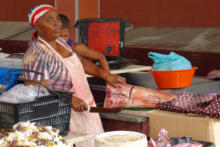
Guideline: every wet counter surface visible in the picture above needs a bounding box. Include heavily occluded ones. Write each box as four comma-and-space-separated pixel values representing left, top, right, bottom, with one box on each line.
121, 72, 220, 94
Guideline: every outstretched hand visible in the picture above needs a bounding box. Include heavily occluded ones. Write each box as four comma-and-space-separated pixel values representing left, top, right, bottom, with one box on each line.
206, 70, 220, 79
105, 73, 126, 87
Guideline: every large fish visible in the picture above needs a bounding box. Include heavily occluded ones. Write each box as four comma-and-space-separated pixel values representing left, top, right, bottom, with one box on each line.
104, 84, 176, 108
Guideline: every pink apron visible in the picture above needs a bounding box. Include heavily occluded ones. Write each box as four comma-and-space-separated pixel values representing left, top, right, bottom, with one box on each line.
39, 37, 103, 147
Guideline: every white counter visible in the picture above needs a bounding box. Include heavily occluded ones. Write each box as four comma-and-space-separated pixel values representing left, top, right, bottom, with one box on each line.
86, 65, 151, 77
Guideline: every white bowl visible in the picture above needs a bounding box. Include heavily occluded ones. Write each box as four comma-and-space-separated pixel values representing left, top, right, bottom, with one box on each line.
95, 131, 147, 147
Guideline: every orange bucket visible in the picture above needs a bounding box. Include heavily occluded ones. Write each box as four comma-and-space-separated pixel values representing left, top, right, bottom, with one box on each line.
151, 67, 198, 89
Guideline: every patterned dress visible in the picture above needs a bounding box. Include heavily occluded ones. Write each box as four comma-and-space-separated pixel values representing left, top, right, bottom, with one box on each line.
23, 38, 104, 147
23, 39, 72, 91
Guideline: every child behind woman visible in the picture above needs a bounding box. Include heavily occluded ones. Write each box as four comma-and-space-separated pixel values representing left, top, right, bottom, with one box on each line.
59, 14, 110, 72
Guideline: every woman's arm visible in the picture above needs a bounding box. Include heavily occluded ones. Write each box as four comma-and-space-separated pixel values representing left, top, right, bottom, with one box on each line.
79, 55, 126, 87
207, 69, 220, 79
71, 43, 110, 72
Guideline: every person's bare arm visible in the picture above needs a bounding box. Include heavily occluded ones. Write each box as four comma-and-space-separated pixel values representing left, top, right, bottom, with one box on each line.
78, 55, 126, 87
206, 70, 220, 79
71, 43, 110, 72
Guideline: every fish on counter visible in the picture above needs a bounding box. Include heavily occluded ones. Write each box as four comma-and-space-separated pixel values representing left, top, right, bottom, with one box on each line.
104, 83, 176, 108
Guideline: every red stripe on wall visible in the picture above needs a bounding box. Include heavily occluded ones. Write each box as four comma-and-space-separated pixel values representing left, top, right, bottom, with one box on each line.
0, 0, 54, 21
79, 0, 98, 19
100, 0, 220, 27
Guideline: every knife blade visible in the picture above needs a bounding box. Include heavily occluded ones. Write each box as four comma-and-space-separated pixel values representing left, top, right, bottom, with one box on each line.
87, 106, 121, 113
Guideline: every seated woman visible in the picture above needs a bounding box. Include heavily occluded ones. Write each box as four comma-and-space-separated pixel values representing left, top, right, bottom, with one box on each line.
23, 4, 126, 147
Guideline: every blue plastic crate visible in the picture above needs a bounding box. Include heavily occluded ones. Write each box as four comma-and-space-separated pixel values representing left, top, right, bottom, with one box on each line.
0, 67, 23, 90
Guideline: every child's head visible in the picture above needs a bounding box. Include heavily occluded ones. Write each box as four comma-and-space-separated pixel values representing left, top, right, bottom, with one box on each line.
59, 14, 70, 42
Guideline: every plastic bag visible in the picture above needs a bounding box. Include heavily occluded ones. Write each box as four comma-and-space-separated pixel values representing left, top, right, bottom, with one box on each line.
0, 84, 49, 103
148, 52, 192, 71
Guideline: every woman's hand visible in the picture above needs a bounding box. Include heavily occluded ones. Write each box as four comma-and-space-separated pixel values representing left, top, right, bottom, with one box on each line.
80, 55, 126, 86
72, 96, 88, 112
206, 70, 220, 79
105, 73, 126, 87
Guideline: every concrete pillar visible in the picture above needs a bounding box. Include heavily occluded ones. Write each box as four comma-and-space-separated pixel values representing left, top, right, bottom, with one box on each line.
57, 0, 76, 39
57, 0, 99, 40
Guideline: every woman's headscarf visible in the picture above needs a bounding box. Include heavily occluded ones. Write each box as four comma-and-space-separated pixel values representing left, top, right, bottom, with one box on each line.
28, 4, 55, 27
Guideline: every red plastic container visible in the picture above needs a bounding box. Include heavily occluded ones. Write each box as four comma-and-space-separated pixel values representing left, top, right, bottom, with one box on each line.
75, 18, 129, 56
151, 67, 198, 89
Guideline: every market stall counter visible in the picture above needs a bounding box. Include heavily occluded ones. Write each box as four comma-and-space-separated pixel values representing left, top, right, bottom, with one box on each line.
90, 72, 220, 138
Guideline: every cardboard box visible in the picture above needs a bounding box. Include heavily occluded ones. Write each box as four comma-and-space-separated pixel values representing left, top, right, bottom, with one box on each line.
149, 110, 220, 146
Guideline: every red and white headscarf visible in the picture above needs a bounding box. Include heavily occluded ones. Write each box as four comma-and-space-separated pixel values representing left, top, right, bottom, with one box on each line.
28, 4, 55, 27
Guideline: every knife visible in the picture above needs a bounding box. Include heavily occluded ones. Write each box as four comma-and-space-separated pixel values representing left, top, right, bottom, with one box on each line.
87, 106, 121, 113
